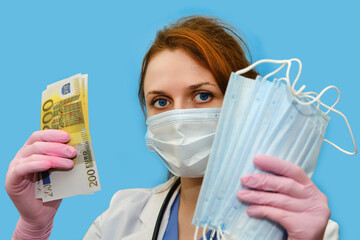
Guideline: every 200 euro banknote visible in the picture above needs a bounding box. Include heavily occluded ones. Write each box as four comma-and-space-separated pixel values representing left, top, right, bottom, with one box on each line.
36, 74, 101, 202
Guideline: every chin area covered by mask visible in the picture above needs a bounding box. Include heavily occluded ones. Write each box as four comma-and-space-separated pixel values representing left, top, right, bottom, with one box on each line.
145, 108, 221, 178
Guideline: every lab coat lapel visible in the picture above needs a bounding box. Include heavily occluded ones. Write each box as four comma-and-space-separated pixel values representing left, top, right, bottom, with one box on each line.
122, 178, 177, 240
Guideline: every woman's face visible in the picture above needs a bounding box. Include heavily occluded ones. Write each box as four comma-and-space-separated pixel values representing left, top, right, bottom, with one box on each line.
144, 49, 224, 118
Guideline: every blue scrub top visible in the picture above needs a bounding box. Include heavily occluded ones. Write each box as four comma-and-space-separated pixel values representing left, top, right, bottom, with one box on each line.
163, 193, 218, 240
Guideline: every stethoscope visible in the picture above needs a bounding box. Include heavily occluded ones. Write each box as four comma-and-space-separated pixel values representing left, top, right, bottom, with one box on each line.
151, 178, 217, 240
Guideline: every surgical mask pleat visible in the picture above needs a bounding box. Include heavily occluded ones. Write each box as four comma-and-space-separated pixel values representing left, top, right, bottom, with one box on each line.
215, 83, 290, 237
217, 81, 286, 213
284, 117, 316, 167
195, 76, 280, 230
192, 80, 241, 225
284, 107, 327, 175
210, 84, 267, 224
210, 76, 268, 227
259, 99, 329, 177
294, 112, 329, 177
145, 108, 220, 178
222, 86, 305, 238
205, 74, 252, 178
194, 74, 260, 226
214, 81, 278, 224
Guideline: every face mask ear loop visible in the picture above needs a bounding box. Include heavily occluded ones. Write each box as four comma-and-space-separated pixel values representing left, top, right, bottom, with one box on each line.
287, 58, 340, 112
320, 103, 358, 155
235, 58, 357, 155
321, 86, 341, 115
293, 85, 341, 108
295, 85, 306, 95
284, 60, 299, 97
283, 58, 307, 99
216, 230, 221, 240
288, 58, 303, 91
315, 86, 340, 111
263, 63, 287, 81
286, 71, 356, 155
194, 226, 199, 240
301, 92, 321, 108
277, 77, 288, 86
235, 59, 289, 76
202, 224, 209, 240
235, 58, 304, 98
218, 226, 225, 240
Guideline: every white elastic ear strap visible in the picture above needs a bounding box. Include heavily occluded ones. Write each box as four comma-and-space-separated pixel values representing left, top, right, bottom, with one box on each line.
218, 226, 225, 239
194, 226, 199, 240
235, 59, 358, 155
203, 224, 208, 240
216, 229, 221, 240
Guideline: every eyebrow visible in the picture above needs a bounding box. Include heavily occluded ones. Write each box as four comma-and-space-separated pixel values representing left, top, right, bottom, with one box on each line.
145, 82, 217, 97
187, 82, 216, 90
146, 90, 166, 97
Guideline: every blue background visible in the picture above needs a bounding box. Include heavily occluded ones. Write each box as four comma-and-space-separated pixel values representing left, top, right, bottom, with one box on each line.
0, 0, 359, 239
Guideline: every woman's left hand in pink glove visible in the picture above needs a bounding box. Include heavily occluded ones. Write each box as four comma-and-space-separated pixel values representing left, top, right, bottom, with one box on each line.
237, 155, 330, 240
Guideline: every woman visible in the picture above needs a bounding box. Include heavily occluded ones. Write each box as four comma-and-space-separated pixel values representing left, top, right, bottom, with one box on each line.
5, 16, 338, 240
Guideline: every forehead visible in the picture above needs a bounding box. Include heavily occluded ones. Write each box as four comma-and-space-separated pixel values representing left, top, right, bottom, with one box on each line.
144, 49, 216, 91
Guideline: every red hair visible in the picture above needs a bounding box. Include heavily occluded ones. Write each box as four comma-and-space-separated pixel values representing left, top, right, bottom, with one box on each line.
138, 15, 257, 114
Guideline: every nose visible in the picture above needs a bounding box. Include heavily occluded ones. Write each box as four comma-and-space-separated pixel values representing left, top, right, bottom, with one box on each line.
173, 97, 192, 110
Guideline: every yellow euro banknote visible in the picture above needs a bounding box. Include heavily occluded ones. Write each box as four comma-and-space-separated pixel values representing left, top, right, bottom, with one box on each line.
36, 74, 101, 202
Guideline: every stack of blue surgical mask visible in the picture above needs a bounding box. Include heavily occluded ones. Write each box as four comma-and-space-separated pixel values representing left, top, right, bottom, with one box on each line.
192, 59, 357, 240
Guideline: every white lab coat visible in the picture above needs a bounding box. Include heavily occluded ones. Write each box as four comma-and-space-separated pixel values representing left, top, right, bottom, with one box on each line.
83, 178, 339, 240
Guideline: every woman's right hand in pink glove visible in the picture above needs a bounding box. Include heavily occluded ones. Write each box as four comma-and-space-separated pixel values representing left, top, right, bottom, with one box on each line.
5, 130, 77, 239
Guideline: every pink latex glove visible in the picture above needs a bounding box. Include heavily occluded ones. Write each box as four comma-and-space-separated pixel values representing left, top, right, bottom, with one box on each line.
5, 130, 76, 239
237, 155, 330, 240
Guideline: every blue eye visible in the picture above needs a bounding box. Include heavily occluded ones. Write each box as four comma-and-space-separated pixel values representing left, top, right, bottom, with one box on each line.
153, 98, 169, 108
194, 92, 213, 103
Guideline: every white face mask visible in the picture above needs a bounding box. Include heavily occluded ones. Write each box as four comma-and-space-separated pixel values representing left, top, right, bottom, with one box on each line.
145, 108, 221, 178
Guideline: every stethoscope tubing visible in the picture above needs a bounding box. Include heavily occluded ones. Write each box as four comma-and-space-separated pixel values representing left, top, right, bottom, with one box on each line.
152, 178, 181, 240
151, 178, 217, 240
